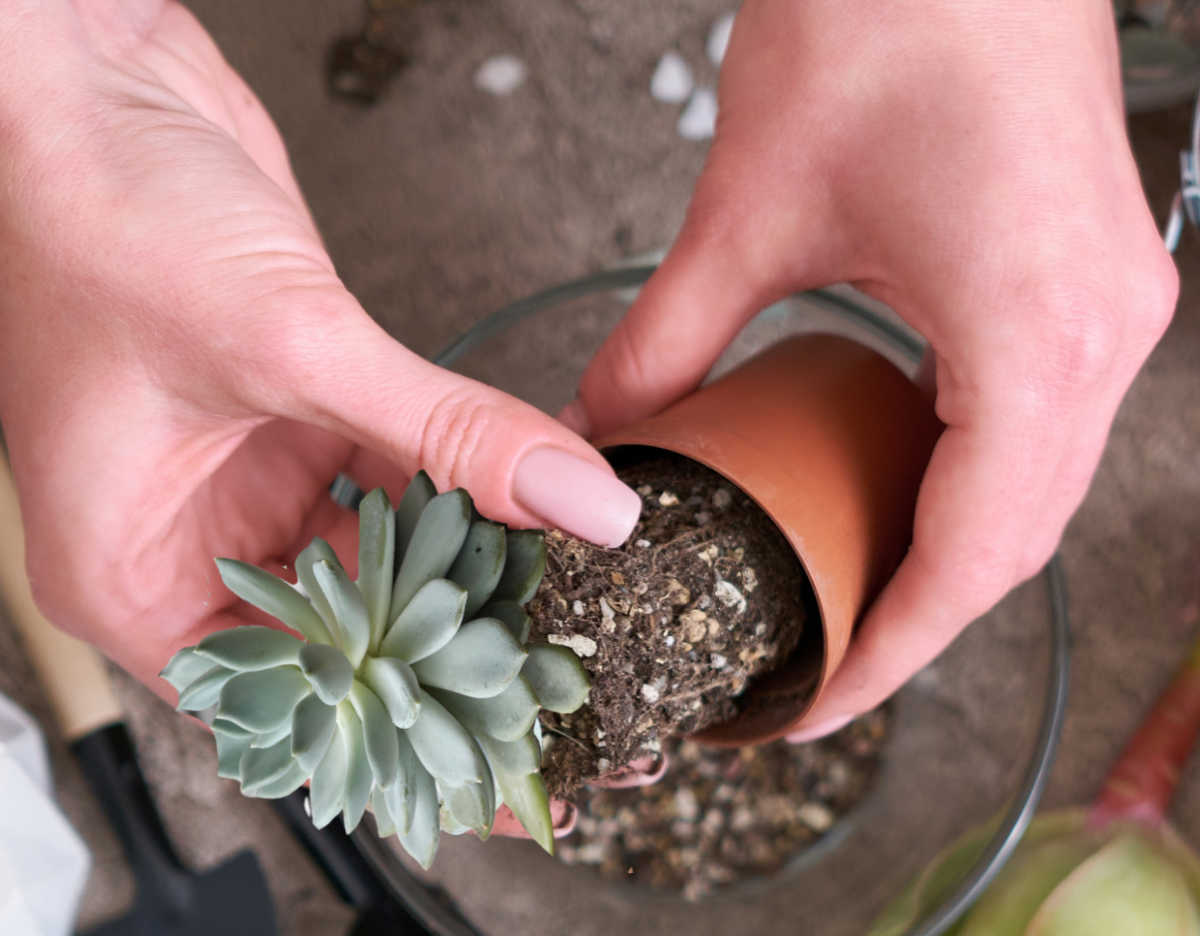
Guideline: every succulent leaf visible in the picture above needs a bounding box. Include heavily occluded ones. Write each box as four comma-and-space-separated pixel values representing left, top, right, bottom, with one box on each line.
244, 760, 308, 800
360, 657, 421, 729
490, 530, 546, 605
348, 681, 400, 790
396, 756, 440, 870
249, 719, 294, 750
160, 647, 220, 694
394, 470, 436, 557
214, 558, 330, 646
434, 677, 540, 743
407, 689, 485, 786
379, 578, 466, 663
218, 667, 311, 733
177, 665, 236, 712
493, 770, 554, 856
339, 703, 374, 834
312, 560, 371, 668
195, 625, 304, 672
521, 644, 591, 713
391, 731, 422, 831
411, 617, 528, 699
441, 773, 496, 839
292, 694, 338, 773
371, 788, 398, 838
239, 736, 295, 794
294, 538, 341, 644
447, 521, 507, 618
213, 725, 253, 780
390, 489, 471, 619
356, 488, 395, 651
309, 722, 349, 829
479, 600, 532, 645
476, 730, 542, 777
299, 642, 354, 705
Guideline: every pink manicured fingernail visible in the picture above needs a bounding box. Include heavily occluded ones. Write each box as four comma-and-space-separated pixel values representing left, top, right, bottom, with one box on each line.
557, 398, 592, 438
513, 447, 641, 547
785, 714, 853, 744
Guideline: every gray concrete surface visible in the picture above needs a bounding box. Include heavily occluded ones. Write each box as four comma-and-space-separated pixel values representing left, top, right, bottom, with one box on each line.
1, 1, 1199, 933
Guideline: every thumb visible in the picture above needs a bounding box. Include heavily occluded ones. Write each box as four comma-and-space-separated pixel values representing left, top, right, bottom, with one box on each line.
245, 294, 642, 548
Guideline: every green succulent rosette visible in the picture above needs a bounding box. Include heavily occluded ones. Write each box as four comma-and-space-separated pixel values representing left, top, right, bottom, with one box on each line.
160, 473, 589, 868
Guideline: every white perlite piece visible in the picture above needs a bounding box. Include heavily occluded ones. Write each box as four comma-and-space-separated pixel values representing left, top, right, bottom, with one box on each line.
707, 12, 736, 66
640, 682, 661, 703
650, 50, 694, 102
678, 87, 718, 140
711, 653, 729, 669
714, 578, 747, 615
572, 599, 585, 616
798, 802, 835, 832
475, 54, 527, 95
547, 633, 598, 658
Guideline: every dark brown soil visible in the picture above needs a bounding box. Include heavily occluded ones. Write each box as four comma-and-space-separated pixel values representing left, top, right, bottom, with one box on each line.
557, 708, 891, 901
530, 451, 814, 797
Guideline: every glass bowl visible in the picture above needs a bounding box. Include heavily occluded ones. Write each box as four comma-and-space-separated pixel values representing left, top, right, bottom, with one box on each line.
351, 268, 1070, 936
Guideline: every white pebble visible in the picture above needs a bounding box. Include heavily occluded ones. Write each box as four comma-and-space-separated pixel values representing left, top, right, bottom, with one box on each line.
677, 87, 718, 140
599, 596, 616, 622
641, 682, 661, 703
712, 488, 733, 509
636, 538, 652, 549
547, 633, 598, 657
572, 599, 585, 616
798, 802, 835, 832
674, 787, 699, 821
706, 12, 736, 66
650, 50, 694, 103
664, 634, 676, 647
475, 54, 527, 95
659, 491, 680, 507
711, 653, 728, 669
714, 579, 747, 615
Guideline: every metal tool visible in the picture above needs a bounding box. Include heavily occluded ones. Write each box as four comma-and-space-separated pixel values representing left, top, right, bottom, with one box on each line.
0, 456, 278, 936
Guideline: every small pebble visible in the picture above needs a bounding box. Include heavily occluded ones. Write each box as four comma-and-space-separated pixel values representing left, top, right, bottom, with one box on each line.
711, 653, 728, 669
707, 12, 736, 66
714, 579, 748, 614
641, 682, 662, 704
474, 54, 527, 95
572, 599, 585, 616
740, 568, 759, 592
636, 538, 652, 549
599, 596, 616, 622
798, 802, 835, 832
678, 87, 718, 140
547, 633, 598, 657
659, 491, 681, 507
636, 484, 653, 496
649, 49, 694, 103
712, 488, 733, 509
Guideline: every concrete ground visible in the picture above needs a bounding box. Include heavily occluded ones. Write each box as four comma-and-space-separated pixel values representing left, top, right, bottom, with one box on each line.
1, 1, 1199, 933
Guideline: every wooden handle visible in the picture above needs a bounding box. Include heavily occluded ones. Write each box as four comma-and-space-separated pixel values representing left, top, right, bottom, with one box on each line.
0, 455, 123, 740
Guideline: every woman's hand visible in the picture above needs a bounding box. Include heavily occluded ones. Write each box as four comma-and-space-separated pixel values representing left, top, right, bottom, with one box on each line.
566, 0, 1179, 736
0, 0, 641, 694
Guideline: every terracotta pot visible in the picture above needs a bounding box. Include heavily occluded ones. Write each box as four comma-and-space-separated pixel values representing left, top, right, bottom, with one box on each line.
595, 334, 942, 747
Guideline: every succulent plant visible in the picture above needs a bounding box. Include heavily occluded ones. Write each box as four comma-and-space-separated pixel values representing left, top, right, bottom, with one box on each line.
160, 473, 590, 868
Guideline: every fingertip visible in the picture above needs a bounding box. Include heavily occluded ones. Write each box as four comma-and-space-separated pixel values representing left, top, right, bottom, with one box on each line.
557, 398, 591, 438
512, 447, 642, 548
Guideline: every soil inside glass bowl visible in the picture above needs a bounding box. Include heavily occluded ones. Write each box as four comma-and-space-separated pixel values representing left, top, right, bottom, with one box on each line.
557, 708, 891, 901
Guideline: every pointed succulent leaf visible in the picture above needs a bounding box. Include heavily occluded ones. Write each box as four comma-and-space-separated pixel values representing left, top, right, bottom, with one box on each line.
433, 677, 540, 742
411, 618, 527, 699
239, 736, 294, 794
394, 470, 437, 558
522, 643, 590, 713
476, 730, 542, 778
371, 787, 398, 838
446, 521, 507, 618
495, 770, 554, 855
406, 689, 484, 786
195, 625, 303, 672
214, 558, 329, 645
360, 657, 421, 728
356, 488, 396, 651
396, 756, 440, 870
390, 490, 471, 619
441, 772, 496, 839
299, 642, 354, 705
160, 647, 218, 694
218, 667, 311, 733
309, 723, 349, 829
391, 731, 422, 831
294, 538, 341, 644
177, 665, 236, 712
312, 560, 370, 668
490, 530, 546, 605
292, 694, 338, 773
212, 717, 253, 740
250, 719, 294, 750
213, 725, 253, 781
339, 703, 374, 833
244, 760, 308, 800
379, 578, 467, 663
348, 681, 400, 790
479, 600, 531, 646
1026, 833, 1200, 935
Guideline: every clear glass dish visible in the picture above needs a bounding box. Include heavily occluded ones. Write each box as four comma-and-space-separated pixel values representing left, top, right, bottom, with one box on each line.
352, 268, 1070, 936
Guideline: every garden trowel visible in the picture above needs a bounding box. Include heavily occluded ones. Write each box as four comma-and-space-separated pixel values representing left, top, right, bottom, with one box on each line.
0, 455, 278, 936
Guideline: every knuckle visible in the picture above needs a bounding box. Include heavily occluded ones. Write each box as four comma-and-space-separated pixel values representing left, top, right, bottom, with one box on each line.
416, 386, 498, 489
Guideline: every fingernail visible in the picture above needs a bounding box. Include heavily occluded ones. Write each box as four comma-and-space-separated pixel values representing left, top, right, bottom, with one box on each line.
557, 398, 591, 438
785, 714, 853, 744
513, 447, 641, 547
